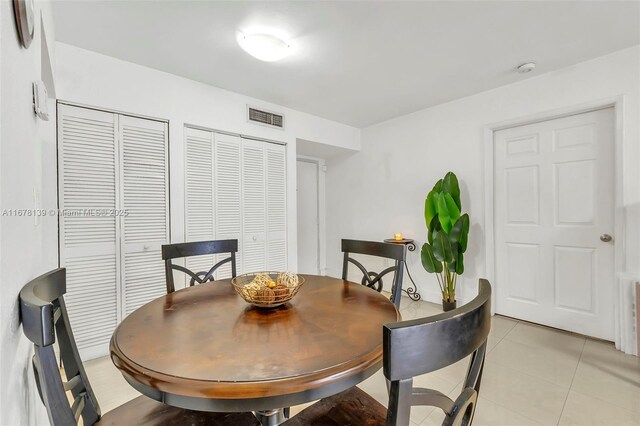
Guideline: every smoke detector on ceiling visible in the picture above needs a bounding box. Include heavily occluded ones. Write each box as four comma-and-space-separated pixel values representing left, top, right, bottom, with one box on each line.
517, 62, 536, 74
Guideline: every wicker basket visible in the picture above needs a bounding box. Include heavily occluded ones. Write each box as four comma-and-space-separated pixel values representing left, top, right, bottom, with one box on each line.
231, 272, 304, 308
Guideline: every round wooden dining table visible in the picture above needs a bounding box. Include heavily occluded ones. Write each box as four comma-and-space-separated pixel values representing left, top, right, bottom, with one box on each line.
110, 274, 400, 425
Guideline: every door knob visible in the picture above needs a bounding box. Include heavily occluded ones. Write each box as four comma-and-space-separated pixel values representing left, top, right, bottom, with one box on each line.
600, 234, 613, 242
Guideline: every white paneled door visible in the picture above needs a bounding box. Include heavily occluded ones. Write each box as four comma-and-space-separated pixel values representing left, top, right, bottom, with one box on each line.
58, 104, 169, 358
296, 160, 319, 274
494, 108, 615, 340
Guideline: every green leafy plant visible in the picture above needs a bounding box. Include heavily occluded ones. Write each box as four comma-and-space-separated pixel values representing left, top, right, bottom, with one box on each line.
420, 172, 469, 302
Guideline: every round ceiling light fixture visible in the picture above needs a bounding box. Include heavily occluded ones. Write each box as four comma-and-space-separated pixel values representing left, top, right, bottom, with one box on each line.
237, 31, 291, 62
517, 62, 536, 74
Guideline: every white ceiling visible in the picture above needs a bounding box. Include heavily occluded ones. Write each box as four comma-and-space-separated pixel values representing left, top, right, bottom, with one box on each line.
52, 1, 640, 128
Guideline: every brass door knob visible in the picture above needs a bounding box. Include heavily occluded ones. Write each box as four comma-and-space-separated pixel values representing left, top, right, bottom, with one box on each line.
600, 234, 613, 242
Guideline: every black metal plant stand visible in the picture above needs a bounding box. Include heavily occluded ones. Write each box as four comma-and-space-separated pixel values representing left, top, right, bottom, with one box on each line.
383, 238, 421, 301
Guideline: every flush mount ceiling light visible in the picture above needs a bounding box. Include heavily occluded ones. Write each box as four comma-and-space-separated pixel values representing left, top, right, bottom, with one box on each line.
237, 32, 291, 62
517, 62, 536, 73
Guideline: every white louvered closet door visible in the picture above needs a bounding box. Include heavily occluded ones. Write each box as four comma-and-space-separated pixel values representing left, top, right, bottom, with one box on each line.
214, 133, 243, 278
60, 105, 170, 358
265, 143, 287, 270
184, 129, 287, 278
184, 128, 215, 280
240, 138, 288, 272
242, 138, 267, 272
119, 115, 169, 316
58, 104, 119, 359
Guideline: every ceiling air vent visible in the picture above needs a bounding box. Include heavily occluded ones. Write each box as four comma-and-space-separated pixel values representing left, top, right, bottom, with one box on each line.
248, 106, 284, 129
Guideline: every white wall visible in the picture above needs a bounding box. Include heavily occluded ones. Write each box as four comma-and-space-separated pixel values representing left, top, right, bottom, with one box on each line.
0, 0, 58, 424
55, 43, 360, 277
326, 46, 640, 309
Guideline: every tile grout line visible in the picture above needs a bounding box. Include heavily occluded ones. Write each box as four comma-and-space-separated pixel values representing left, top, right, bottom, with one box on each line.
485, 320, 586, 425
468, 320, 563, 426
489, 324, 513, 352
563, 339, 640, 416
481, 360, 573, 398
417, 318, 516, 426
556, 337, 587, 425
479, 348, 575, 426
488, 318, 519, 352
500, 321, 587, 356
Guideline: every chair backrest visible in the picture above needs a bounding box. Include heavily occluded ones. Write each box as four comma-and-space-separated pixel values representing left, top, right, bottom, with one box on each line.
341, 239, 406, 307
162, 239, 238, 293
383, 279, 492, 426
19, 268, 102, 426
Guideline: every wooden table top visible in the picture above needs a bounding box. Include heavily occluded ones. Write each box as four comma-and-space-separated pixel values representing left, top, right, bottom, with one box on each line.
110, 275, 400, 401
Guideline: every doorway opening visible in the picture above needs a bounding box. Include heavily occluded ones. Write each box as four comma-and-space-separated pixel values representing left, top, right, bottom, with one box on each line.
296, 158, 322, 274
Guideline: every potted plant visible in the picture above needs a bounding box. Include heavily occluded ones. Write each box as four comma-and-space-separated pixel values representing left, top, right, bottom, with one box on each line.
420, 172, 469, 311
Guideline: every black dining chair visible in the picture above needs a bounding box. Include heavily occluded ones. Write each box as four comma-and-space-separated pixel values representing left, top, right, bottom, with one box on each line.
19, 268, 260, 426
284, 279, 492, 426
342, 239, 406, 308
162, 239, 238, 293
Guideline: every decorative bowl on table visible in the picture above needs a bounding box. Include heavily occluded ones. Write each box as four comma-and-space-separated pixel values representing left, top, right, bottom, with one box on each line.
231, 272, 304, 308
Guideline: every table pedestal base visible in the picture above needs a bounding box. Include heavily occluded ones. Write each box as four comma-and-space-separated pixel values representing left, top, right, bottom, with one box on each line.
255, 409, 286, 426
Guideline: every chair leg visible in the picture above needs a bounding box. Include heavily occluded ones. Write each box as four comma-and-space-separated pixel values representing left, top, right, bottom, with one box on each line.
387, 378, 413, 426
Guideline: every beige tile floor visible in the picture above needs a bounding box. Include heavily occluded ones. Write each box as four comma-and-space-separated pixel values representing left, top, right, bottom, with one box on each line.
83, 297, 640, 426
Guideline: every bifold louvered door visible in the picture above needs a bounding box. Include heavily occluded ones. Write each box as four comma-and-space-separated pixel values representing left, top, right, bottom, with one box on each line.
58, 104, 169, 359
242, 139, 288, 272
58, 105, 119, 360
184, 128, 286, 282
213, 133, 243, 277
119, 115, 169, 315
184, 128, 216, 278
242, 139, 267, 272
264, 143, 287, 270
